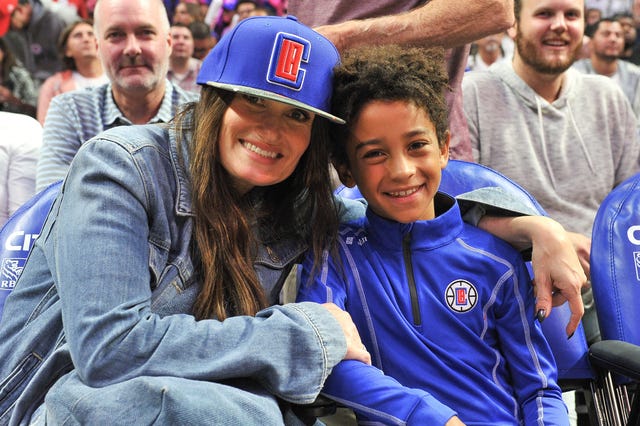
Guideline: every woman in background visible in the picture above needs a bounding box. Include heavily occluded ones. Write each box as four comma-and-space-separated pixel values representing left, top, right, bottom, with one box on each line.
0, 37, 37, 117
36, 19, 107, 124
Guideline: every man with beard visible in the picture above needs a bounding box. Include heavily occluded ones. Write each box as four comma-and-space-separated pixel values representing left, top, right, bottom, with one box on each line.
286, 0, 516, 163
463, 2, 640, 422
573, 18, 640, 120
167, 23, 202, 93
35, 0, 198, 190
463, 0, 639, 351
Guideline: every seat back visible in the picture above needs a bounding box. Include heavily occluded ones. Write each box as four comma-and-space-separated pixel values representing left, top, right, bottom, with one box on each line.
0, 181, 62, 317
589, 172, 640, 426
591, 172, 640, 346
335, 159, 594, 382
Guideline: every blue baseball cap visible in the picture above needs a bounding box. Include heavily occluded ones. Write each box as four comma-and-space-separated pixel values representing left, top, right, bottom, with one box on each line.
197, 15, 345, 124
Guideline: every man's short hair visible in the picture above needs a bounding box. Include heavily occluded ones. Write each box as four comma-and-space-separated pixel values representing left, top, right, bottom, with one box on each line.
586, 17, 618, 38
188, 20, 211, 40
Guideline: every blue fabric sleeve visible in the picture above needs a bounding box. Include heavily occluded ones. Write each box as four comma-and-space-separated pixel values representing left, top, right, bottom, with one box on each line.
297, 251, 457, 425
495, 259, 568, 425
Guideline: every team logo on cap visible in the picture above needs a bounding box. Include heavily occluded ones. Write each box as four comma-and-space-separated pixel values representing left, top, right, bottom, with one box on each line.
267, 32, 310, 91
445, 280, 478, 313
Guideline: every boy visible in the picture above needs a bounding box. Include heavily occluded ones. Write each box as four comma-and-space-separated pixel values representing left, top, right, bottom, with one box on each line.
297, 45, 568, 425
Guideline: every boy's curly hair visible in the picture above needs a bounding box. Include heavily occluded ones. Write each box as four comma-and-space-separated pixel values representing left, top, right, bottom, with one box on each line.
330, 45, 450, 167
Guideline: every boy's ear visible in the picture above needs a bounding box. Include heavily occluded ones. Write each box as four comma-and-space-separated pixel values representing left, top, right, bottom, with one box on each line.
440, 131, 451, 170
332, 160, 357, 188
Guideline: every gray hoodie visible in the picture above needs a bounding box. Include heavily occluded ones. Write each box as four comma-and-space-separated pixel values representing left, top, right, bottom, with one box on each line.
463, 61, 640, 236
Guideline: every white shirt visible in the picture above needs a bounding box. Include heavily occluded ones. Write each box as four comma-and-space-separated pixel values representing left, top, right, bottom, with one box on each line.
0, 112, 42, 227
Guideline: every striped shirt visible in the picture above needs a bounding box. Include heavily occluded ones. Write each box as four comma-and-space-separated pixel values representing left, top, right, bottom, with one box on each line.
36, 80, 199, 191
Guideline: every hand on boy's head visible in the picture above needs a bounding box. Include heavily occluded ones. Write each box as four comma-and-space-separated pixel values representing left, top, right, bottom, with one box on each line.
322, 303, 371, 365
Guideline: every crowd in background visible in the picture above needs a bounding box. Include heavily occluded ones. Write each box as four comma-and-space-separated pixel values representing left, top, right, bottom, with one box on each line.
0, 0, 285, 224
0, 0, 637, 425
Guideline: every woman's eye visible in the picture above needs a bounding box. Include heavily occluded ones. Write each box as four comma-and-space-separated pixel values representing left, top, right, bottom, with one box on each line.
290, 109, 311, 122
243, 95, 263, 105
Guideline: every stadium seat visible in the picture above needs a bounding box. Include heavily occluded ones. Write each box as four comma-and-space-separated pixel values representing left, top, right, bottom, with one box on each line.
589, 172, 640, 425
0, 181, 61, 319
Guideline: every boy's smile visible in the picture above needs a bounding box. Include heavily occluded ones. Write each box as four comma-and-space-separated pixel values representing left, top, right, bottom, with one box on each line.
339, 100, 449, 223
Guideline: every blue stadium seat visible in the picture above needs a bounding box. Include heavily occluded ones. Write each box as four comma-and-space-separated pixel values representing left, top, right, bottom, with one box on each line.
589, 172, 640, 425
0, 181, 61, 318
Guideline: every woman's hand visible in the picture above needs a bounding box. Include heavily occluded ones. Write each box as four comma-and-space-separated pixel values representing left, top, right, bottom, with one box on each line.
322, 303, 371, 365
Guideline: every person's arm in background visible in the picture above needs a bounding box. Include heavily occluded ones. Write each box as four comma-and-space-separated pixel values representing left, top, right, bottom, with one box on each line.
311, 0, 514, 51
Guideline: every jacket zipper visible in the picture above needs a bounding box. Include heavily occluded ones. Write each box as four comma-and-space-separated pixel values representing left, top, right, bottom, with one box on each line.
402, 233, 421, 326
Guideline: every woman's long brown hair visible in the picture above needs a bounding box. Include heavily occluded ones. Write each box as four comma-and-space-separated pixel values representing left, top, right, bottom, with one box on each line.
174, 87, 339, 320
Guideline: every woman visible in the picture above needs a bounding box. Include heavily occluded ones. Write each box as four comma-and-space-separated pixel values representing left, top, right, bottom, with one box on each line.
0, 15, 584, 425
0, 16, 368, 425
0, 37, 37, 117
36, 20, 107, 124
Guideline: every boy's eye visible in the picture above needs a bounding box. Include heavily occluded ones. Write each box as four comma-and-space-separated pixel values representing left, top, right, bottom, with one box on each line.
408, 141, 428, 151
362, 150, 385, 159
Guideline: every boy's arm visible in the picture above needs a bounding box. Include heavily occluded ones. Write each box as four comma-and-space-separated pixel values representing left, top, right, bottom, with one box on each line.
478, 215, 587, 336
323, 360, 459, 425
496, 259, 569, 426
296, 252, 459, 425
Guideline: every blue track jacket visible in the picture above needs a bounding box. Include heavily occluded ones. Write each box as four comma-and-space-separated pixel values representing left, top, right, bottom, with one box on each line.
297, 193, 568, 425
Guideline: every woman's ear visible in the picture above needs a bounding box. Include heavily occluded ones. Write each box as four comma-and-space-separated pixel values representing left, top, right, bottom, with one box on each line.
332, 160, 357, 188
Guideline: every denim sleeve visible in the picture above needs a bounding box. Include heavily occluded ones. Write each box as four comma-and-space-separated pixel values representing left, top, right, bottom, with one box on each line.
48, 134, 346, 404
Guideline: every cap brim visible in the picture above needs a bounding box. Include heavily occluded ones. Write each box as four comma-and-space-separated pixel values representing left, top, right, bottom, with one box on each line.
201, 81, 345, 124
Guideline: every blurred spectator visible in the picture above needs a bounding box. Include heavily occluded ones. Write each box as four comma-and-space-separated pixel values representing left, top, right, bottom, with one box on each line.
234, 0, 256, 20
615, 12, 640, 63
264, 0, 283, 15
53, 0, 88, 19
167, 22, 201, 92
188, 20, 215, 59
173, 0, 203, 25
209, 0, 234, 40
586, 7, 602, 26
35, 0, 198, 190
250, 3, 272, 16
219, 0, 255, 36
0, 111, 41, 227
0, 37, 37, 116
3, 0, 68, 86
466, 32, 507, 71
574, 18, 640, 119
37, 19, 107, 124
586, 0, 633, 17
0, 0, 17, 36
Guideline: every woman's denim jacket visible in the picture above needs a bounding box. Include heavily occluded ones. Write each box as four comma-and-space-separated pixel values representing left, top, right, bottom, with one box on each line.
0, 123, 349, 425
